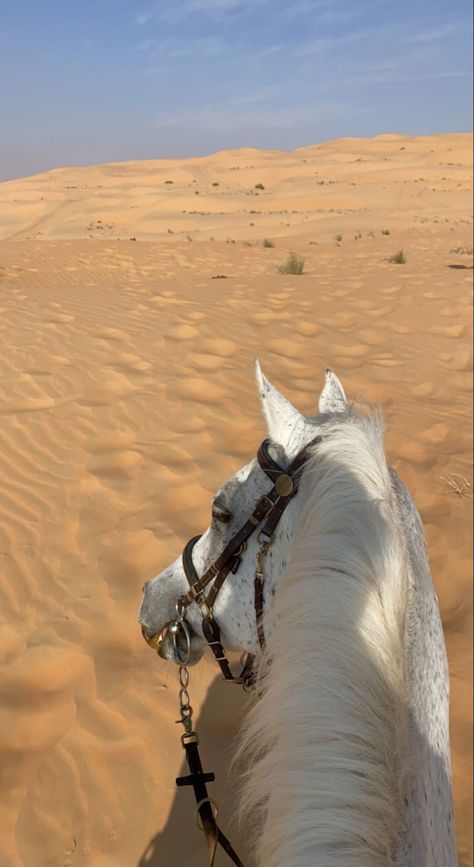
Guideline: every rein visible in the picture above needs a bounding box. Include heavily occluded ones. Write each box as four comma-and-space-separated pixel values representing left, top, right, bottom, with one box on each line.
145, 437, 318, 866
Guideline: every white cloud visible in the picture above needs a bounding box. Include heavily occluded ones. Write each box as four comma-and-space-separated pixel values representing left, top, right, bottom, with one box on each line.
153, 95, 353, 134
185, 0, 246, 10
409, 22, 465, 44
136, 12, 152, 26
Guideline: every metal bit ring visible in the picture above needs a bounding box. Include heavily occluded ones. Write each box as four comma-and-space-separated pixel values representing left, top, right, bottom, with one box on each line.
170, 618, 192, 665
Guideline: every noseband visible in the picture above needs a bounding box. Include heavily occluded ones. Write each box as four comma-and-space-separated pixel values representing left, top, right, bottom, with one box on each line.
178, 437, 317, 683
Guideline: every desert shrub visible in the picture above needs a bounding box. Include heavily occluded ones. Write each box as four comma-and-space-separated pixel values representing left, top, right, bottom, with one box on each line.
276, 252, 305, 274
255, 183, 265, 190
450, 246, 473, 255
263, 238, 275, 247
388, 250, 406, 264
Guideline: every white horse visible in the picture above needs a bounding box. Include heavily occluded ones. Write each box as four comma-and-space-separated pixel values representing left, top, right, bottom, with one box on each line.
139, 363, 457, 867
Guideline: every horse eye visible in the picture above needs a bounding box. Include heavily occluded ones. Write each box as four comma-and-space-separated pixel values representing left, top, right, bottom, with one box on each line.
212, 507, 232, 524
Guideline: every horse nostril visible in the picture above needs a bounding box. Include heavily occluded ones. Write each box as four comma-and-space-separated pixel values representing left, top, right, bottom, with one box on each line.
142, 580, 151, 592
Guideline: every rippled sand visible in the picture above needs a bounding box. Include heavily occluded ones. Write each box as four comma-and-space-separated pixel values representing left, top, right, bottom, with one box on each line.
0, 133, 472, 867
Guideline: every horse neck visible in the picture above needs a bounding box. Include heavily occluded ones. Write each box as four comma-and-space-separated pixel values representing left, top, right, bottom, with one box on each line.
389, 468, 458, 867
237, 413, 410, 867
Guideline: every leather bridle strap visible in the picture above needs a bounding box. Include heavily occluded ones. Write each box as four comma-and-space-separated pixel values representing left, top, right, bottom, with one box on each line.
180, 488, 278, 604
252, 439, 317, 648
179, 438, 319, 681
177, 732, 245, 866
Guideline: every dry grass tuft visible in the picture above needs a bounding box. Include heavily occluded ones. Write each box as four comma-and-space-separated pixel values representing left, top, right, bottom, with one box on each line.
437, 473, 471, 498
276, 252, 305, 274
387, 250, 407, 264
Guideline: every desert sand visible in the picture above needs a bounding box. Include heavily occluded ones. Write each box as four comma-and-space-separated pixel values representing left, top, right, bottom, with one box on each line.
0, 132, 472, 867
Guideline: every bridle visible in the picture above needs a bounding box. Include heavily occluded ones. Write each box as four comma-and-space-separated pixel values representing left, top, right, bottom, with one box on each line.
143, 436, 318, 866
177, 437, 317, 683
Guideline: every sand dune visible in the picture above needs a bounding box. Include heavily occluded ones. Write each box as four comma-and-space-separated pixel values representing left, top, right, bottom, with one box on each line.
0, 133, 472, 867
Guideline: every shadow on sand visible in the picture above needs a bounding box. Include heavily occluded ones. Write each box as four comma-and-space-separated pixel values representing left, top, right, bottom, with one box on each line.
138, 673, 253, 867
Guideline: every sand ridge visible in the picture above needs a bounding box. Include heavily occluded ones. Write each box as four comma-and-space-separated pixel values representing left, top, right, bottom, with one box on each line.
0, 133, 471, 244
0, 133, 472, 867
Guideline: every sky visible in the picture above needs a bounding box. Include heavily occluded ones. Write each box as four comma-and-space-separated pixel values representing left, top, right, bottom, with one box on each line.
0, 0, 472, 181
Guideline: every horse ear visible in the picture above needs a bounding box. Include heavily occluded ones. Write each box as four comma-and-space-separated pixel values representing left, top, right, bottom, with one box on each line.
318, 368, 347, 413
255, 359, 303, 444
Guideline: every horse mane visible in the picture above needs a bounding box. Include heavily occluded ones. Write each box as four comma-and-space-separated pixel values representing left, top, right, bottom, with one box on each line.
235, 408, 410, 867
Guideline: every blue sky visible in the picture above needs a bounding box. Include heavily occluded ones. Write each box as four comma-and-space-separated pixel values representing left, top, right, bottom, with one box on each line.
0, 0, 472, 180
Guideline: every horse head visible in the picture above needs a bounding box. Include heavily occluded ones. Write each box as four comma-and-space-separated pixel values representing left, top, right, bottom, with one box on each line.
138, 362, 347, 666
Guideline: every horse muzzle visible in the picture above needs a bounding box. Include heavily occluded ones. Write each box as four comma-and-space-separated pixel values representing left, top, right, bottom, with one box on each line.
141, 621, 204, 665
141, 623, 168, 651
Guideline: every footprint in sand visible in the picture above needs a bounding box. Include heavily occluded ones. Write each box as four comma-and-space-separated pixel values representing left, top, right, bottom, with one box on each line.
108, 353, 153, 374
175, 414, 208, 433
395, 441, 436, 468
95, 327, 133, 344
149, 443, 193, 477
251, 311, 280, 326
390, 323, 412, 334
88, 450, 144, 482
88, 432, 135, 452
417, 423, 451, 446
350, 299, 375, 310
333, 344, 368, 359
412, 382, 435, 397
24, 354, 69, 375
367, 306, 395, 319
199, 338, 237, 357
321, 312, 358, 330
77, 371, 136, 407
172, 378, 228, 403
440, 306, 460, 317
188, 354, 224, 371
431, 324, 467, 338
166, 323, 199, 341
380, 286, 402, 297
371, 353, 401, 367
356, 329, 384, 347
293, 322, 320, 336
43, 313, 75, 324
439, 348, 473, 372
271, 356, 307, 376
267, 338, 304, 358
1, 395, 67, 414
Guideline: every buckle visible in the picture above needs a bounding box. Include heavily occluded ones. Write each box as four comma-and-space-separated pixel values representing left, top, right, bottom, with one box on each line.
250, 494, 274, 524
196, 596, 212, 618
